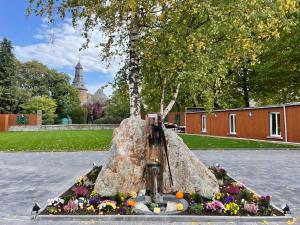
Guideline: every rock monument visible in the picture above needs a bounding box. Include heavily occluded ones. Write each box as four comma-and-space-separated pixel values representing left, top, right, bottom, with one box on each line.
94, 116, 219, 199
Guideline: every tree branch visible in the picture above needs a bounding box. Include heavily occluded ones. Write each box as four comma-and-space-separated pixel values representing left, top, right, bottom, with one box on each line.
161, 82, 181, 119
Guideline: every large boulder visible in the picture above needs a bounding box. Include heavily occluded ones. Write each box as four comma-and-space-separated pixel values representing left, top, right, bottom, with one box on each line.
94, 116, 219, 198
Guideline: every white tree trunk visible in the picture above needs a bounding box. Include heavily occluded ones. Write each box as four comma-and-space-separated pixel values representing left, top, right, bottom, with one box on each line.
161, 82, 181, 119
160, 83, 165, 115
128, 18, 141, 117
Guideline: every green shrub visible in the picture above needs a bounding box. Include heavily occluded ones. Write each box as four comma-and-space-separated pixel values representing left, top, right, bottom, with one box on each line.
69, 106, 87, 124
241, 189, 252, 201
93, 116, 123, 124
21, 96, 57, 125
186, 193, 202, 204
189, 203, 204, 214
115, 192, 129, 205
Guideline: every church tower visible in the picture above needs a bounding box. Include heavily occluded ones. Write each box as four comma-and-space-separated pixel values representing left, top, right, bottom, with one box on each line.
72, 62, 88, 104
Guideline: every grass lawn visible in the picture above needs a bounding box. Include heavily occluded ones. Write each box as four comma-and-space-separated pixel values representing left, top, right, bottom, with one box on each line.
179, 134, 298, 149
0, 130, 297, 151
0, 130, 113, 151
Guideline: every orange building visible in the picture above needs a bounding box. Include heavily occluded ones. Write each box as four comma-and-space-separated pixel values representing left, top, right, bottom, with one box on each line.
185, 103, 300, 143
164, 112, 186, 127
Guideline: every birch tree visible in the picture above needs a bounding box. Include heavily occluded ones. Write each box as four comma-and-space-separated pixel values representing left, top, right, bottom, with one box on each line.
28, 0, 297, 118
28, 0, 170, 117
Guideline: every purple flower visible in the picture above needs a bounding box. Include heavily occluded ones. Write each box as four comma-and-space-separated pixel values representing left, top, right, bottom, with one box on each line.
89, 197, 101, 206
118, 206, 126, 215
223, 193, 235, 203
261, 195, 271, 201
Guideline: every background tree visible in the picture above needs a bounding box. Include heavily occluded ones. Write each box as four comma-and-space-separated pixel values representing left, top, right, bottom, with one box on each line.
250, 17, 300, 105
18, 61, 81, 121
0, 38, 18, 113
21, 96, 57, 124
68, 106, 88, 124
141, 0, 298, 112
28, 0, 298, 117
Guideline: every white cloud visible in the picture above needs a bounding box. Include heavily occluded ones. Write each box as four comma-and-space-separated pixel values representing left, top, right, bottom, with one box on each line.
14, 19, 123, 74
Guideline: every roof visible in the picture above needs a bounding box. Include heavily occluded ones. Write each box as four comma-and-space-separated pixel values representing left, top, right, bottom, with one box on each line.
75, 62, 83, 69
186, 107, 205, 113
186, 102, 300, 114
87, 87, 109, 105
72, 62, 87, 90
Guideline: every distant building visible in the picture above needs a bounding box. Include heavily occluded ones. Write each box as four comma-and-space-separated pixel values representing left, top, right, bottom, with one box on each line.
72, 62, 88, 104
72, 62, 108, 106
185, 102, 300, 143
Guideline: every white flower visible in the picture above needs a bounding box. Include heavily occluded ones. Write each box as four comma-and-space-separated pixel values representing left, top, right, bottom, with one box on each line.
47, 198, 64, 207
47, 199, 53, 206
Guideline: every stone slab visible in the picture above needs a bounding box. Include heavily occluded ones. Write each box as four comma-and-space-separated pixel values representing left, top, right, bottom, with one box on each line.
8, 124, 118, 132
37, 214, 293, 223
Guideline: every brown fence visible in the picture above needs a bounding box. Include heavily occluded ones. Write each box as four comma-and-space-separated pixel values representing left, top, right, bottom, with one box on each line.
142, 112, 186, 126
0, 115, 9, 132
0, 114, 39, 132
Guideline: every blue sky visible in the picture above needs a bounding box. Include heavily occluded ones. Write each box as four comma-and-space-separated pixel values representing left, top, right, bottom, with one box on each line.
0, 0, 120, 96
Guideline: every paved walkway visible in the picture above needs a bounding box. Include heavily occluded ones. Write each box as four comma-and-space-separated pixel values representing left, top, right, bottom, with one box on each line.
0, 150, 299, 225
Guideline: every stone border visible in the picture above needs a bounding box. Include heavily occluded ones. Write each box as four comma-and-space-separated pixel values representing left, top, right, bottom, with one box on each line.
8, 124, 118, 131
37, 167, 293, 223
37, 214, 292, 222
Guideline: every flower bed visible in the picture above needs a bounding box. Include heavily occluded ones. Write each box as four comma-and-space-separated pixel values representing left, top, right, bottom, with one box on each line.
40, 165, 285, 217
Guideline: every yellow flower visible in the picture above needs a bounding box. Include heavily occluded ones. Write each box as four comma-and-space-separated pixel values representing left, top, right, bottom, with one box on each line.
90, 191, 98, 198
215, 192, 222, 200
86, 205, 95, 213
153, 207, 160, 214
130, 191, 137, 199
176, 203, 184, 211
287, 217, 297, 224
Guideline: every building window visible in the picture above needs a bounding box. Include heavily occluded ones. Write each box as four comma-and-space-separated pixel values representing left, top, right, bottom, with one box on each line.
229, 114, 236, 135
270, 112, 281, 137
201, 114, 206, 132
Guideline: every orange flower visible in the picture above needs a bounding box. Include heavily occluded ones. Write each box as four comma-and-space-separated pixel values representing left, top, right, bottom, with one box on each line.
176, 192, 184, 199
127, 200, 136, 207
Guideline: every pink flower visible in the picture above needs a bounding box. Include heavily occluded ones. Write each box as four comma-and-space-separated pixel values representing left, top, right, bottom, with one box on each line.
206, 200, 225, 213
244, 203, 258, 215
227, 182, 245, 194
63, 199, 78, 213
72, 186, 89, 197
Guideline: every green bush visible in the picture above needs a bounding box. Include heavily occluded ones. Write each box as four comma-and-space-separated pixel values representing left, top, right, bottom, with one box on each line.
189, 203, 204, 214
93, 116, 123, 124
186, 193, 203, 204
21, 96, 57, 125
240, 189, 252, 201
69, 106, 87, 124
